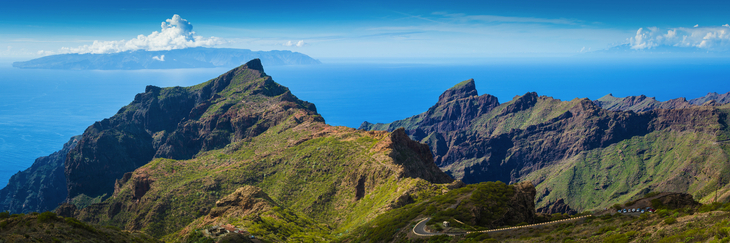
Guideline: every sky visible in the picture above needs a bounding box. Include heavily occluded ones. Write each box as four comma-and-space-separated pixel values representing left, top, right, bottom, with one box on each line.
1, 0, 730, 59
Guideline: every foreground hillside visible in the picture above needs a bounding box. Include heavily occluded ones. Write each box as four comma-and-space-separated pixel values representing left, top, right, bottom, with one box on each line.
0, 211, 159, 242
361, 79, 730, 211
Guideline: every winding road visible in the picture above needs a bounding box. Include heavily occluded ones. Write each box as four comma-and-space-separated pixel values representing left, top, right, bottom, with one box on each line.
412, 215, 593, 237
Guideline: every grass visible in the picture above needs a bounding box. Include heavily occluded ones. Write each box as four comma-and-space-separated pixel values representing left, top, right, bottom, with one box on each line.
73, 114, 453, 240
524, 129, 730, 212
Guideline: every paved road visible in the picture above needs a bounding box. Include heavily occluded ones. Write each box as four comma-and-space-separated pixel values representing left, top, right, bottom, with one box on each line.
413, 215, 592, 237
412, 218, 465, 236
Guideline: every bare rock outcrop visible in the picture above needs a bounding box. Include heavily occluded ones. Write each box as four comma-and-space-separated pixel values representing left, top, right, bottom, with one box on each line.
536, 198, 578, 215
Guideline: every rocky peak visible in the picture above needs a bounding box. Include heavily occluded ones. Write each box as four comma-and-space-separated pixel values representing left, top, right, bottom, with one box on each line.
242, 58, 265, 74
65, 59, 322, 201
502, 92, 538, 114
438, 79, 478, 104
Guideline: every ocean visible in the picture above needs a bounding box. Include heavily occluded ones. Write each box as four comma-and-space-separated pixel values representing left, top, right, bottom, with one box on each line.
1, 57, 729, 187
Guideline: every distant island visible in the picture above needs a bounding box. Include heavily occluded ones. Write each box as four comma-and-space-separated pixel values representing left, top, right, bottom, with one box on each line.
12, 47, 321, 70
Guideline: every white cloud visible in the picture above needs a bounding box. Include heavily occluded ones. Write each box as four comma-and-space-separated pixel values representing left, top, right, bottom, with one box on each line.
283, 40, 305, 47
628, 25, 730, 51
152, 55, 165, 61
41, 14, 224, 55
694, 24, 699, 27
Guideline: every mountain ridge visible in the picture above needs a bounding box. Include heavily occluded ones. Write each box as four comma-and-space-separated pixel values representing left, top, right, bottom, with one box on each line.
361, 79, 730, 212
594, 92, 730, 112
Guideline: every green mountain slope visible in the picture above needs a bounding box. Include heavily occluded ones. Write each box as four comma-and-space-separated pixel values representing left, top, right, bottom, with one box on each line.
361, 79, 730, 212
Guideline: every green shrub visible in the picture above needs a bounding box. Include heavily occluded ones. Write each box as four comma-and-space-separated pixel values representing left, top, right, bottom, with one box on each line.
0, 211, 8, 219
428, 235, 451, 243
65, 217, 97, 233
699, 202, 723, 213
664, 217, 677, 225
603, 233, 629, 243
657, 209, 670, 218
651, 199, 665, 209
103, 225, 122, 231
612, 204, 622, 210
37, 211, 57, 223
644, 192, 661, 198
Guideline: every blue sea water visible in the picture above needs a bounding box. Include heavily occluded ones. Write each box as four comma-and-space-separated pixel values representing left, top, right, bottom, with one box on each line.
1, 57, 729, 187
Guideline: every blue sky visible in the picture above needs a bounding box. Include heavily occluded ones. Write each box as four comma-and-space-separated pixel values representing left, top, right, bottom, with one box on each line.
2, 0, 730, 59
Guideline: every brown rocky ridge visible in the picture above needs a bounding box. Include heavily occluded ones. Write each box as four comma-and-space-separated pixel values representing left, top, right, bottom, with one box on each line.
593, 91, 730, 112
361, 79, 730, 211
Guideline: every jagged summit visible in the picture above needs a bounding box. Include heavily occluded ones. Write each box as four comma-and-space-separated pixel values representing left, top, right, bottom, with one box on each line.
241, 58, 265, 74
594, 91, 730, 112
65, 60, 321, 200
438, 78, 478, 104
689, 91, 730, 105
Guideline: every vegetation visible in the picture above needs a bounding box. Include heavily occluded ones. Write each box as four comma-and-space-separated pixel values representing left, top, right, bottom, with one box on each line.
340, 182, 519, 242
0, 212, 159, 242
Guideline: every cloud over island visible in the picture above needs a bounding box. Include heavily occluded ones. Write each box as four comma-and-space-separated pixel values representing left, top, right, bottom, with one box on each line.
39, 14, 224, 55
629, 24, 730, 51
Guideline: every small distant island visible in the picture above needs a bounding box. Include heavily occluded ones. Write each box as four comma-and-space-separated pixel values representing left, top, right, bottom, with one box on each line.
12, 47, 321, 70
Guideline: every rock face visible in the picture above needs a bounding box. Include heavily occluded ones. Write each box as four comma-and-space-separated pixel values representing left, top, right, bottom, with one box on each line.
360, 79, 500, 163
361, 79, 730, 211
536, 198, 578, 215
13, 47, 321, 70
0, 136, 80, 214
65, 58, 321, 201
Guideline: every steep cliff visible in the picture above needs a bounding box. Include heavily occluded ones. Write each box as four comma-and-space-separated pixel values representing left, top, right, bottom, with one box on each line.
65, 58, 319, 202
0, 136, 80, 214
361, 79, 730, 211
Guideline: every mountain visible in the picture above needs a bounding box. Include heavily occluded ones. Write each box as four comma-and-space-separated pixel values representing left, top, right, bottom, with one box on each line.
360, 79, 730, 212
0, 136, 80, 214
12, 47, 321, 70
52, 59, 454, 241
594, 92, 730, 112
690, 92, 730, 106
